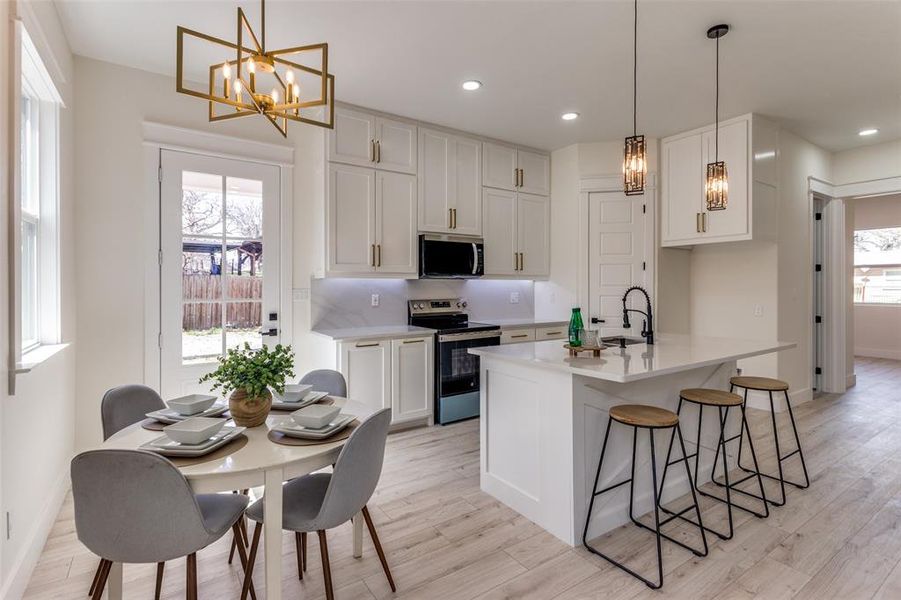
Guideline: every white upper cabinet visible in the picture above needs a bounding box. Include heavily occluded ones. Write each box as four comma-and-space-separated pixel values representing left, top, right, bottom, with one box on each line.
329, 108, 377, 168
375, 171, 418, 275
482, 142, 550, 195
483, 188, 518, 275
328, 163, 375, 274
418, 128, 482, 236
375, 117, 417, 174
661, 113, 777, 247
517, 150, 550, 195
517, 193, 550, 276
482, 142, 518, 191
329, 107, 416, 174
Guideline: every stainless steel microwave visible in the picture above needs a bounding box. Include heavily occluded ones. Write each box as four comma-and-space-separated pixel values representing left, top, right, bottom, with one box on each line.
419, 234, 484, 279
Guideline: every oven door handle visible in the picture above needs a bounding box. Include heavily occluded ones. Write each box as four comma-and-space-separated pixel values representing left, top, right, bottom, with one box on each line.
438, 330, 501, 343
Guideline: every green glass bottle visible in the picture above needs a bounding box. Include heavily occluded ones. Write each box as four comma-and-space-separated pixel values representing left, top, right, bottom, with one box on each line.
568, 307, 584, 347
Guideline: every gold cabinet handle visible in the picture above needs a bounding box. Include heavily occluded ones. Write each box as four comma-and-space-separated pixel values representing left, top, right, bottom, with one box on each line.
370, 139, 375, 162
513, 252, 518, 271
377, 244, 381, 267
702, 212, 707, 232
696, 212, 701, 233
510, 334, 529, 339
544, 331, 562, 336
518, 168, 524, 187
371, 244, 375, 267
519, 252, 524, 271
355, 341, 379, 348
452, 208, 457, 229
448, 208, 453, 229
513, 167, 518, 188
376, 140, 381, 163
402, 339, 424, 344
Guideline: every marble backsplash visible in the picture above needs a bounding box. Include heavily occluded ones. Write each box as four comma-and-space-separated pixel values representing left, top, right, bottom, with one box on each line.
311, 278, 536, 329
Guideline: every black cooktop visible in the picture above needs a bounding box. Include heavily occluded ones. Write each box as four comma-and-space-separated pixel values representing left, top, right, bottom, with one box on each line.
408, 314, 500, 335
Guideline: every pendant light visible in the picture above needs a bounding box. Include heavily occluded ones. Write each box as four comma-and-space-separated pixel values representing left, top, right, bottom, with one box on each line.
705, 24, 729, 211
622, 0, 646, 196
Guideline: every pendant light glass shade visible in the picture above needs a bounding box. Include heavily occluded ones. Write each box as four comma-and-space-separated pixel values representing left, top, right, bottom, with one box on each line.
705, 24, 729, 211
705, 161, 728, 210
623, 134, 646, 196
622, 0, 646, 195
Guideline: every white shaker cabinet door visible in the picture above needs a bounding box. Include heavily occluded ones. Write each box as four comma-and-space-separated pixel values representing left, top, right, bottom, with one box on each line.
329, 107, 376, 168
375, 117, 417, 175
517, 149, 550, 196
328, 163, 376, 274
375, 171, 418, 276
516, 192, 550, 277
661, 132, 705, 246
339, 340, 391, 414
390, 337, 433, 423
702, 119, 750, 241
451, 135, 483, 236
482, 142, 518, 191
418, 128, 453, 233
482, 188, 518, 276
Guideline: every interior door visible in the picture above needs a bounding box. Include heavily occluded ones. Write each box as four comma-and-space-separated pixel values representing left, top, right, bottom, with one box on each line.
482, 187, 517, 275
587, 191, 649, 338
160, 150, 280, 398
375, 170, 417, 275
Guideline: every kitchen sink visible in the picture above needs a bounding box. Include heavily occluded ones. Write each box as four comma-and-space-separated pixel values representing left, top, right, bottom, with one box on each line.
600, 336, 646, 348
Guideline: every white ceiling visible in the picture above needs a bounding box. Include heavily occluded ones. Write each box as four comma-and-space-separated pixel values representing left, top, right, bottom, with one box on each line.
54, 0, 901, 152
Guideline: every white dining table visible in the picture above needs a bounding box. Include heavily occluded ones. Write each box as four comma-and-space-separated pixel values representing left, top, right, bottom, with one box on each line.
95, 397, 373, 600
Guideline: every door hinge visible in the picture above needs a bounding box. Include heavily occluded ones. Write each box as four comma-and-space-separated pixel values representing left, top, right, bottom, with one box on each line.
815, 315, 822, 324
6, 512, 10, 540
158, 166, 163, 183
815, 367, 822, 375
815, 264, 822, 272
642, 204, 646, 214
815, 212, 822, 221
642, 261, 646, 271
157, 249, 163, 266
157, 333, 163, 349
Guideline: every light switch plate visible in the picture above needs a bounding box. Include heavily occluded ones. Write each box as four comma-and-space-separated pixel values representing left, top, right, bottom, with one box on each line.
510, 292, 520, 304
371, 294, 380, 307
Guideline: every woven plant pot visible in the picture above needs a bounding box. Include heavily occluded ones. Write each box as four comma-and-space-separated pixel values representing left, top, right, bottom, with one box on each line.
229, 388, 272, 427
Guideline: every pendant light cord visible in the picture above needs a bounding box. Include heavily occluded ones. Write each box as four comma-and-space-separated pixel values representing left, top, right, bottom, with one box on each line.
261, 0, 266, 51
632, 0, 638, 136
715, 34, 719, 162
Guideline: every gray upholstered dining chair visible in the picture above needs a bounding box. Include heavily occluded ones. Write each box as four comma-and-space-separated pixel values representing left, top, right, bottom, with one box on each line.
299, 369, 348, 397
72, 449, 254, 600
240, 408, 394, 600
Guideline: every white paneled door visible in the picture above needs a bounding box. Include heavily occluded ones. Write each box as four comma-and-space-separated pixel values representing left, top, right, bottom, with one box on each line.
159, 150, 281, 398
587, 191, 650, 338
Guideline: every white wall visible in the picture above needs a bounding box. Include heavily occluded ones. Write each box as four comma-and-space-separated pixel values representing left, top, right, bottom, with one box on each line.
0, 2, 77, 598
833, 139, 901, 185
852, 194, 901, 360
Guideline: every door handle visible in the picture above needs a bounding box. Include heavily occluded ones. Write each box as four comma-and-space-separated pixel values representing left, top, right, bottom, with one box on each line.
590, 317, 606, 324
448, 208, 453, 229
376, 140, 381, 163
371, 244, 375, 267
513, 167, 518, 188
518, 168, 524, 188
696, 212, 701, 233
260, 328, 278, 336
370, 139, 375, 162
376, 244, 381, 267
451, 208, 457, 229
702, 212, 707, 232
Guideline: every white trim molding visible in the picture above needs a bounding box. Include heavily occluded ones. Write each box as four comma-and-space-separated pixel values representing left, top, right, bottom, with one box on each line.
142, 122, 294, 166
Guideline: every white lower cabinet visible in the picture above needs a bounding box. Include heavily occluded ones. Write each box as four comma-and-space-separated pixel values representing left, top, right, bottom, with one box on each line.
337, 336, 433, 424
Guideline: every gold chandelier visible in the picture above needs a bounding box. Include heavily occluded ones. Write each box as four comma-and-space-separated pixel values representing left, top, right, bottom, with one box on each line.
176, 0, 334, 137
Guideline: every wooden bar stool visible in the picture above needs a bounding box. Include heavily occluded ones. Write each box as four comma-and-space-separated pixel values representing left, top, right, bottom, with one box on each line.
726, 376, 810, 507
582, 404, 708, 589
658, 389, 769, 542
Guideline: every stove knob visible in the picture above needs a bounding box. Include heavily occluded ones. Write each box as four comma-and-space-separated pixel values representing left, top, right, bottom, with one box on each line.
461, 301, 468, 309
416, 303, 424, 310
456, 302, 462, 308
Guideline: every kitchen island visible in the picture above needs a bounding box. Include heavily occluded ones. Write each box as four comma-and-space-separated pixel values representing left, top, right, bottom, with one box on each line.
469, 334, 795, 546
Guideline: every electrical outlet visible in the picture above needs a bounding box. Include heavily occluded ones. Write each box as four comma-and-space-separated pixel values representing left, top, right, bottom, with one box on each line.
753, 305, 763, 317
371, 294, 380, 307
509, 292, 520, 304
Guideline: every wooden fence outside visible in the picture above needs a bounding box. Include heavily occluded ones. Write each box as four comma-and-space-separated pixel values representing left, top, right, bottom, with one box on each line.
183, 274, 263, 330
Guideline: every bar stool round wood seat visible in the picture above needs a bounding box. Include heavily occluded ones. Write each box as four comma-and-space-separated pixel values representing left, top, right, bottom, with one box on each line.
583, 404, 707, 589
723, 375, 810, 508
659, 388, 769, 542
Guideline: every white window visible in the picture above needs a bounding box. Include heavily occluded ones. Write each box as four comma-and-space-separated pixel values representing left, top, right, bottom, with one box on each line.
853, 226, 901, 305
17, 27, 62, 355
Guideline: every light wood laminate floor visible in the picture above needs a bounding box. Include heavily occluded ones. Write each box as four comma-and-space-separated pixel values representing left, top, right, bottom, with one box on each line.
23, 357, 901, 599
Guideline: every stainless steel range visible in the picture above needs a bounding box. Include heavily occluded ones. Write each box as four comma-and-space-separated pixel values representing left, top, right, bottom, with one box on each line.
408, 298, 500, 425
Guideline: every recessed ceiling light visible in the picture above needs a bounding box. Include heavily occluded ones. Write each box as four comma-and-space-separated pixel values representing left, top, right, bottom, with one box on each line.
858, 128, 878, 136
461, 80, 482, 91
561, 112, 579, 121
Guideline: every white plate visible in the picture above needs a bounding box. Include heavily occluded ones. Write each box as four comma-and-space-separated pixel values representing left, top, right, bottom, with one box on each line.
141, 426, 246, 457
164, 417, 227, 445
146, 403, 228, 424
272, 414, 354, 440
271, 391, 329, 410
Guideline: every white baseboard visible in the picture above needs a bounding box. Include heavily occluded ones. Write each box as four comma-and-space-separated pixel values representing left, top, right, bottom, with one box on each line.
855, 347, 901, 361
846, 373, 857, 388
0, 470, 70, 600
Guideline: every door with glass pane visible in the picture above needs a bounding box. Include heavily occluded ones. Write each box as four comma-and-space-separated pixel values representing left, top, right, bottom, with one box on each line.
159, 150, 280, 398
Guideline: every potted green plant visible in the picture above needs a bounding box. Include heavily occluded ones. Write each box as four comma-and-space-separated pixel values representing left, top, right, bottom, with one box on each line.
199, 343, 295, 427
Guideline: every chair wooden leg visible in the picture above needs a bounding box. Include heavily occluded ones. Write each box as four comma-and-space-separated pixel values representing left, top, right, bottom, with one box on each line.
318, 530, 335, 600
241, 523, 263, 600
294, 532, 304, 580
186, 553, 197, 600
231, 522, 258, 600
362, 506, 396, 592
87, 560, 102, 596
302, 532, 307, 571
154, 562, 165, 600
91, 560, 111, 600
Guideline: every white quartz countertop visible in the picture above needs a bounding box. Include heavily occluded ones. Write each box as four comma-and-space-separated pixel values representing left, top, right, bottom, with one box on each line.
311, 325, 434, 342
483, 318, 568, 328
469, 334, 796, 383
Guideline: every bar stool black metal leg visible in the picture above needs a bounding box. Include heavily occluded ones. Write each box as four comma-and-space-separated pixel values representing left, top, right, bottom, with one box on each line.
656, 399, 684, 497
784, 390, 811, 489
581, 419, 613, 546
674, 424, 708, 557
648, 431, 664, 589
768, 391, 789, 506
694, 407, 735, 540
